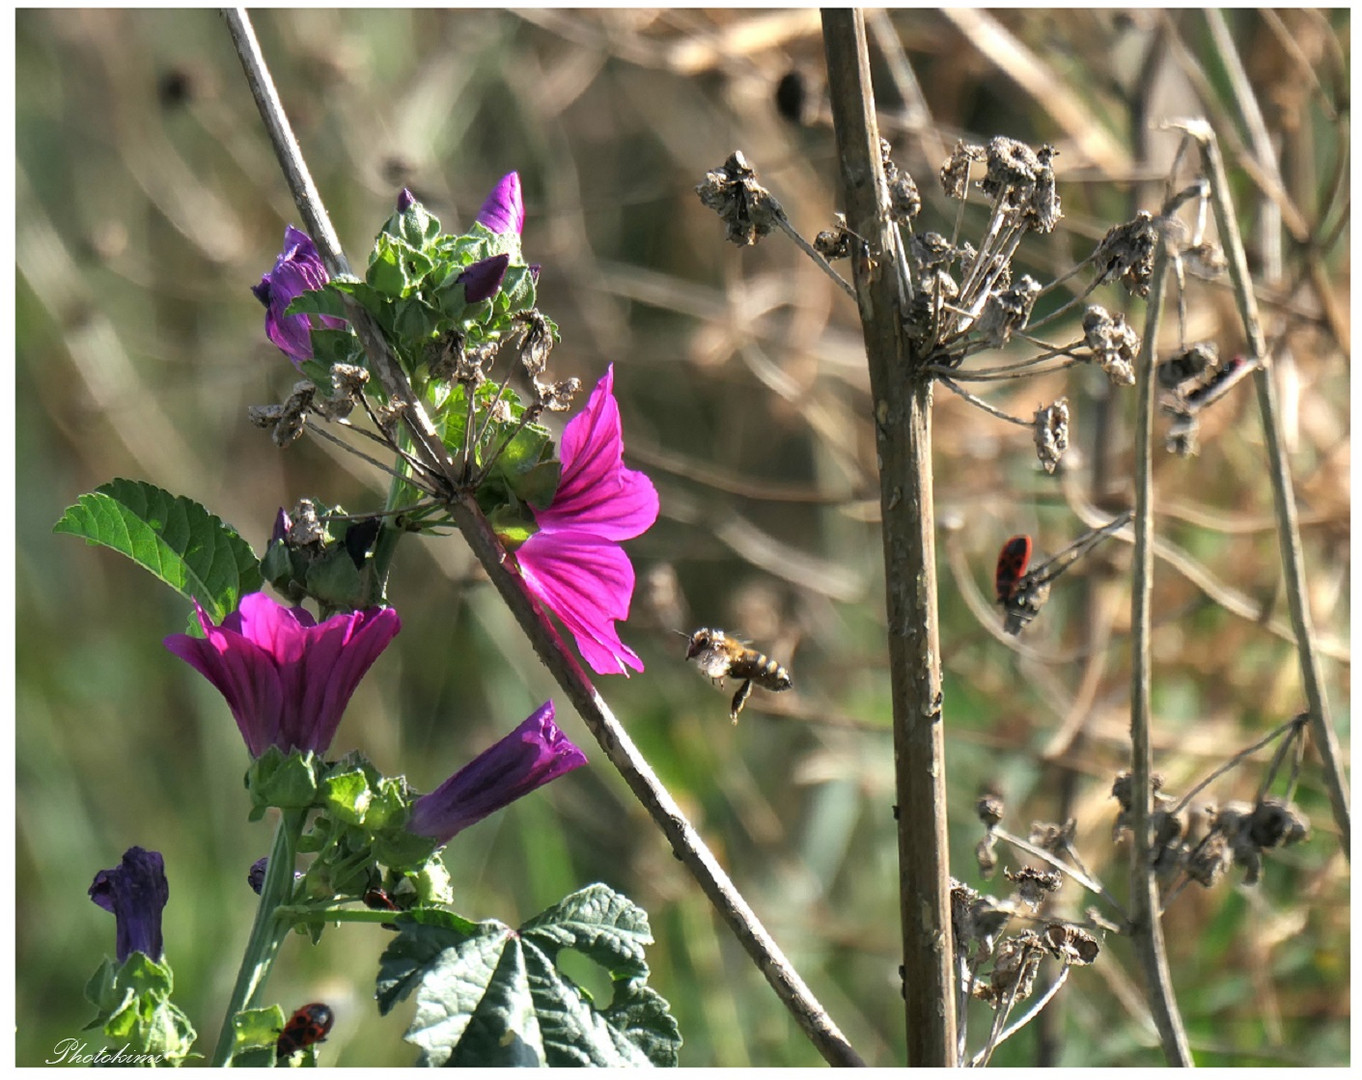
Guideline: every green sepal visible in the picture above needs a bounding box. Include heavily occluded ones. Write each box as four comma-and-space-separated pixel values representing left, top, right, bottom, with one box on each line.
368, 233, 436, 297
82, 952, 198, 1065
380, 198, 442, 250
229, 1004, 285, 1067
248, 747, 321, 812
319, 766, 371, 827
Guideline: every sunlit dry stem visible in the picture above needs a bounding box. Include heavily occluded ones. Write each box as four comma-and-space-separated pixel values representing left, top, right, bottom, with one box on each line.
1185, 118, 1350, 858
1129, 204, 1193, 1066
224, 8, 863, 1066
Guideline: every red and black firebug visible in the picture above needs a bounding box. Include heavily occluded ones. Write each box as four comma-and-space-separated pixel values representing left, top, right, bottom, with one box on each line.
276, 1002, 334, 1062
994, 535, 1033, 604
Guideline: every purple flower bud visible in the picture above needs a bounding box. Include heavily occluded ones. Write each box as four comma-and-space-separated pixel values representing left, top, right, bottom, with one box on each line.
456, 254, 510, 304
253, 226, 346, 365
475, 172, 524, 235
247, 856, 269, 895
408, 702, 587, 845
270, 507, 291, 547
397, 188, 417, 213
89, 847, 168, 964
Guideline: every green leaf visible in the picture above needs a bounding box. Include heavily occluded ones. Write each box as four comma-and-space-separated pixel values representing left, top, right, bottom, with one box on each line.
230, 1005, 285, 1067
53, 479, 262, 622
376, 885, 680, 1067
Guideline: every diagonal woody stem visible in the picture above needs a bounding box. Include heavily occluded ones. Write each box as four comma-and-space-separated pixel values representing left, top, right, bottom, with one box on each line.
222, 8, 863, 1067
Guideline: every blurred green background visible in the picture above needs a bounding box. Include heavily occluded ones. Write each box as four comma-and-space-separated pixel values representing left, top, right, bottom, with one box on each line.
16, 9, 1349, 1067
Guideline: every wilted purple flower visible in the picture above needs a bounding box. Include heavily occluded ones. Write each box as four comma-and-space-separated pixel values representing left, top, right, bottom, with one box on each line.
251, 226, 346, 364
408, 702, 587, 845
456, 253, 510, 303
164, 592, 400, 758
89, 847, 167, 964
247, 856, 269, 895
515, 365, 659, 674
475, 172, 524, 235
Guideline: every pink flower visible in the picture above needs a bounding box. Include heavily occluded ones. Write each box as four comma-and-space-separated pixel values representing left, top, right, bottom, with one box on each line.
164, 592, 400, 758
514, 365, 659, 674
407, 701, 587, 845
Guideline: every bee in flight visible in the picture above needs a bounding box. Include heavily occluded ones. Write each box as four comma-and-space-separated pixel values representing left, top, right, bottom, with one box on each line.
684, 628, 792, 723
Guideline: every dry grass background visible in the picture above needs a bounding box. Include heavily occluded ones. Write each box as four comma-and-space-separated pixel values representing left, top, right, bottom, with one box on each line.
16, 9, 1348, 1066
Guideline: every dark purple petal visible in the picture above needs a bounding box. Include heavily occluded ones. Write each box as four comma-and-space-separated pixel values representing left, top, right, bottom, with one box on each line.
397, 188, 417, 213
475, 172, 524, 235
516, 531, 643, 675
532, 365, 659, 541
254, 225, 345, 365
408, 702, 587, 844
164, 593, 401, 758
247, 857, 268, 895
270, 507, 292, 546
89, 847, 167, 964
456, 254, 510, 304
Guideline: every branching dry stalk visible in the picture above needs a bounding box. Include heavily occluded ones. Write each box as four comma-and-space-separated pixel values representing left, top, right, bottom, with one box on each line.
1183, 118, 1350, 858
223, 7, 864, 1067
821, 8, 955, 1067
1129, 197, 1193, 1067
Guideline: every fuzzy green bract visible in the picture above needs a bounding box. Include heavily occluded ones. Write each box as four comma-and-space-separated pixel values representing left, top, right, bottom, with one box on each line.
377, 884, 681, 1067
53, 478, 263, 625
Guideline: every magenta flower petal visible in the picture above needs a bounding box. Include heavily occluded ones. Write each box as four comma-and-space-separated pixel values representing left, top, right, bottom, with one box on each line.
252, 225, 346, 365
408, 702, 587, 845
475, 171, 524, 235
164, 592, 400, 758
532, 365, 660, 541
89, 847, 168, 964
457, 253, 510, 303
517, 531, 643, 675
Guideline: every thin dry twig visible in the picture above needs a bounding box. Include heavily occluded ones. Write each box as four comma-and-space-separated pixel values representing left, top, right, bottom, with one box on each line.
1182, 117, 1350, 858
222, 7, 864, 1067
1128, 187, 1193, 1066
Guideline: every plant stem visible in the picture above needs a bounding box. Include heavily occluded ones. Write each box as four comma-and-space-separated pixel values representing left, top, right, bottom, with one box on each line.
210, 809, 305, 1066
1188, 119, 1350, 857
822, 9, 955, 1066
1129, 214, 1193, 1066
224, 8, 862, 1066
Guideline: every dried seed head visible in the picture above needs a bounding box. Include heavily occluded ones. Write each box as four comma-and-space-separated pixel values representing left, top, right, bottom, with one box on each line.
536, 376, 581, 413
977, 792, 1006, 828
285, 497, 326, 548
1082, 305, 1139, 386
312, 362, 370, 421
1151, 808, 1188, 882
696, 151, 776, 246
1027, 819, 1077, 854
951, 879, 1019, 959
1182, 240, 1227, 278
976, 832, 999, 879
515, 310, 555, 380
976, 275, 1041, 347
248, 380, 315, 447
1044, 923, 1101, 966
1249, 798, 1309, 849
983, 933, 1044, 1005
1005, 866, 1064, 908
814, 214, 853, 260
910, 231, 957, 272
881, 140, 922, 224
1033, 397, 1069, 474
1157, 341, 1219, 390
1093, 211, 1158, 296
940, 139, 986, 199
979, 138, 1062, 233
1187, 828, 1233, 887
